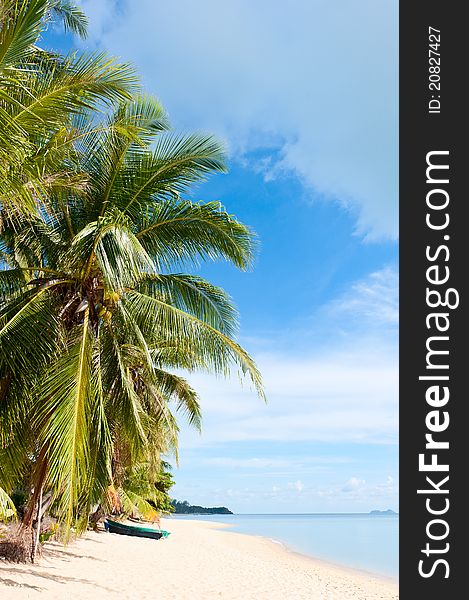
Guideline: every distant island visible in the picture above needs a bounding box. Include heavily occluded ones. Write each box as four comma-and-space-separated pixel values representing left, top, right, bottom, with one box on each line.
369, 509, 397, 515
172, 500, 233, 515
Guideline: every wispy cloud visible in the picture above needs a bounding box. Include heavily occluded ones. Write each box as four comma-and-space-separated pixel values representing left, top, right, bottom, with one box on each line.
174, 265, 397, 448
324, 475, 398, 502
288, 480, 305, 493
342, 477, 366, 492
201, 456, 353, 470
326, 267, 399, 328
173, 475, 398, 512
176, 342, 397, 447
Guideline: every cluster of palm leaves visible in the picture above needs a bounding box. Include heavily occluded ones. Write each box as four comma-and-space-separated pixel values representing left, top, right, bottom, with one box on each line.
0, 0, 263, 537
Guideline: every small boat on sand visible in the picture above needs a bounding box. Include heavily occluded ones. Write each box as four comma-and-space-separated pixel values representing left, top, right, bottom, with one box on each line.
106, 519, 170, 540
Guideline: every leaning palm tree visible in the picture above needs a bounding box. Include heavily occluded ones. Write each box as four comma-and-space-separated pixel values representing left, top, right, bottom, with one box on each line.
0, 0, 141, 526
0, 95, 263, 543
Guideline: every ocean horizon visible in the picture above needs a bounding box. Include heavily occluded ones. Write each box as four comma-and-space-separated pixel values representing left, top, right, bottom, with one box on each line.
171, 513, 399, 578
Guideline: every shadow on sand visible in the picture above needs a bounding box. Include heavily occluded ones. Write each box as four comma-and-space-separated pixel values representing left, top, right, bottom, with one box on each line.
0, 565, 117, 594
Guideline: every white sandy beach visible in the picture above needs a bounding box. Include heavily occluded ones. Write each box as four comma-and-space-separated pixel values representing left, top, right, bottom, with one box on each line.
0, 518, 398, 599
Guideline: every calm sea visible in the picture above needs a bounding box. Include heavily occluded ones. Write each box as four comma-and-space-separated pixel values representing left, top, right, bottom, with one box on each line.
171, 513, 399, 578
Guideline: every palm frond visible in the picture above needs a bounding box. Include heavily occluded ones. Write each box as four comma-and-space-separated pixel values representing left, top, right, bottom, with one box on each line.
136, 199, 257, 270
48, 1, 88, 38
10, 52, 139, 133
119, 488, 158, 521
0, 0, 48, 67
0, 285, 63, 376
152, 369, 202, 430
0, 268, 29, 300
137, 273, 238, 337
0, 487, 17, 521
121, 133, 227, 216
99, 322, 147, 452
35, 310, 94, 529
124, 291, 264, 399
67, 213, 154, 290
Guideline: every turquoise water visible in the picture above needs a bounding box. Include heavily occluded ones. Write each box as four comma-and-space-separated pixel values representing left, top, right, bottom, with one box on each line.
172, 513, 398, 578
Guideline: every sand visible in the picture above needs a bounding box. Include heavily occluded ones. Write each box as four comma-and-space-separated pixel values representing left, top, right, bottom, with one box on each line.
0, 518, 398, 599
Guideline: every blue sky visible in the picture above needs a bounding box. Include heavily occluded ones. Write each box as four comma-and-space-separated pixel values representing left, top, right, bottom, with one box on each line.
51, 0, 398, 512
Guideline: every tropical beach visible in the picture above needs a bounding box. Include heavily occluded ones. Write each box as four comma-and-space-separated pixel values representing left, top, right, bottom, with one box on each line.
1, 0, 263, 561
1, 2, 399, 598
1, 518, 398, 599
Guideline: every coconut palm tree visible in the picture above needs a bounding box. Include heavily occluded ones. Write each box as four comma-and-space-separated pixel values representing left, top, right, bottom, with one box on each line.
0, 1, 263, 546
117, 461, 175, 522
0, 0, 141, 523
0, 95, 263, 541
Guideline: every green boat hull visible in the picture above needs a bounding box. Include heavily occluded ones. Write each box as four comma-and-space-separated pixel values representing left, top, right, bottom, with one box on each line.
106, 519, 170, 540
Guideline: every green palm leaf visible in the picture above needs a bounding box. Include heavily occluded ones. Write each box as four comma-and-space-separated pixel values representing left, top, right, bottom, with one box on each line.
121, 133, 227, 216
0, 285, 63, 374
35, 310, 93, 528
137, 199, 256, 270
0, 487, 16, 521
137, 273, 238, 337
0, 0, 48, 67
124, 291, 264, 398
48, 1, 88, 38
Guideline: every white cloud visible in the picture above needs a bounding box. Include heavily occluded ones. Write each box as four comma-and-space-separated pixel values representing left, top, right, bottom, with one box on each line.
176, 345, 397, 447
173, 475, 398, 511
169, 264, 398, 511
203, 457, 291, 470
288, 480, 305, 493
201, 456, 352, 470
79, 0, 398, 239
326, 267, 399, 328
173, 265, 398, 447
315, 475, 398, 501
342, 477, 366, 492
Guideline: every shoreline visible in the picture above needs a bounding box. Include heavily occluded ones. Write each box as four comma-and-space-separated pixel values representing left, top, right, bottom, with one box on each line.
252, 530, 398, 585
1, 518, 399, 599
170, 514, 399, 583
188, 518, 399, 586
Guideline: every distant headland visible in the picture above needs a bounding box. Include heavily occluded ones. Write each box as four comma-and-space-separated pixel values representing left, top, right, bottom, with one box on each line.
171, 500, 233, 515
369, 509, 397, 515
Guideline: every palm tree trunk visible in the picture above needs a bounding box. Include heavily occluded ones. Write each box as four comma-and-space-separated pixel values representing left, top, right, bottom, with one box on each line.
22, 445, 49, 562
31, 485, 43, 564
22, 445, 48, 528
